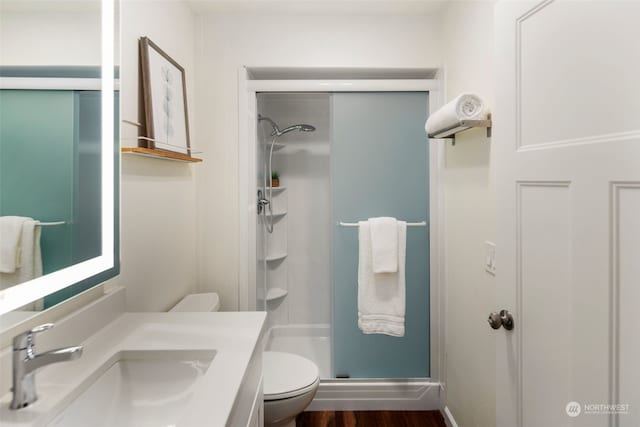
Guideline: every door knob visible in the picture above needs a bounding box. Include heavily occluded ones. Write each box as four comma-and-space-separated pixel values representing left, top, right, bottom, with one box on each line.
487, 309, 515, 330
499, 309, 514, 330
487, 312, 502, 329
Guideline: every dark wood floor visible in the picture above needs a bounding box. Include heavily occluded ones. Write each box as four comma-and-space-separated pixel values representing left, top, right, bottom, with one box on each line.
296, 410, 446, 427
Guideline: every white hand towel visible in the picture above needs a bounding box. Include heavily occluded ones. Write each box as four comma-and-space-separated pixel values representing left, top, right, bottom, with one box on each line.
369, 217, 398, 274
358, 220, 407, 337
425, 93, 488, 136
0, 216, 28, 273
0, 218, 42, 289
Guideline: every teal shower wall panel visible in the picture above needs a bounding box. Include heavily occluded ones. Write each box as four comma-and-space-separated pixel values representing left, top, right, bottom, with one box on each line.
331, 92, 430, 378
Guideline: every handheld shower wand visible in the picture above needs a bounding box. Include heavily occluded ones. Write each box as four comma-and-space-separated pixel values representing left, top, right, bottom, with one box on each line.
257, 115, 316, 233
259, 114, 315, 137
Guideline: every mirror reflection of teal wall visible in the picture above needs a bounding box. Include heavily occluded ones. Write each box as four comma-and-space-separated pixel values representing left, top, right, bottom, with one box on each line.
73, 91, 102, 265
0, 87, 116, 308
331, 92, 430, 378
0, 90, 75, 276
45, 92, 120, 308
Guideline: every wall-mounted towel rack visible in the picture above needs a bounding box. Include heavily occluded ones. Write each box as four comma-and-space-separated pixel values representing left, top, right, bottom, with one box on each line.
428, 114, 492, 146
36, 221, 65, 227
338, 221, 427, 227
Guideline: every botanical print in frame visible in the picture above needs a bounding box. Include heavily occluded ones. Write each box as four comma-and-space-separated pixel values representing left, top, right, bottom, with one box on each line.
139, 37, 191, 155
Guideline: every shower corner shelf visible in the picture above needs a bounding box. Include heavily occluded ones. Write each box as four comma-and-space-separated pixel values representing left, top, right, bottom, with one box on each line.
265, 253, 287, 262
265, 287, 288, 302
121, 147, 203, 163
263, 142, 285, 152
266, 211, 287, 219
265, 186, 286, 192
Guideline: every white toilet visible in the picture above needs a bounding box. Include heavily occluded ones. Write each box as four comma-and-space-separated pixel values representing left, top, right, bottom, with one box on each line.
263, 351, 320, 427
169, 292, 221, 312
170, 293, 320, 427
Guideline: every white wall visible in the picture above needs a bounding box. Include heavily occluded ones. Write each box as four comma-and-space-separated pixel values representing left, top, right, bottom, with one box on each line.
107, 0, 199, 311
0, 6, 101, 66
0, 0, 199, 313
195, 11, 443, 310
440, 2, 496, 427
259, 93, 332, 326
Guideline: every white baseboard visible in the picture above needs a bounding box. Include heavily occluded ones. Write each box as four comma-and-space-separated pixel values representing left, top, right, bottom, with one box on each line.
308, 379, 441, 411
443, 406, 459, 427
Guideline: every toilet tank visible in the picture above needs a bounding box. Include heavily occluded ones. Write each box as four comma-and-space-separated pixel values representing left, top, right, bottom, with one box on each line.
170, 293, 220, 312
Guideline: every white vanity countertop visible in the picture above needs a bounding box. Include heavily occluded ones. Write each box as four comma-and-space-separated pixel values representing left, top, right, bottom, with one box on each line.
0, 311, 267, 427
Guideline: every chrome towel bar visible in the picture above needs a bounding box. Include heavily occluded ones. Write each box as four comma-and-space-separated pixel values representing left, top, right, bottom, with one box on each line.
337, 221, 427, 227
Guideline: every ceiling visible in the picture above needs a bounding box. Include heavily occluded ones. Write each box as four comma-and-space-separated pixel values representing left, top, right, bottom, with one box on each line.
0, 0, 449, 16
184, 0, 450, 15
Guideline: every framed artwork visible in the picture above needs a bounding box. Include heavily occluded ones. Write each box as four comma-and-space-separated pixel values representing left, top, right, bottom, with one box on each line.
139, 36, 191, 155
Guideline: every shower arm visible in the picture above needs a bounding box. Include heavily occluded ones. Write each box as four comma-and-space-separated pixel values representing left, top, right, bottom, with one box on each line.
258, 115, 282, 136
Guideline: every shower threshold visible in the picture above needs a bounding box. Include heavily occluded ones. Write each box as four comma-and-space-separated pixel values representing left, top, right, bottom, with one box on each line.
265, 324, 440, 411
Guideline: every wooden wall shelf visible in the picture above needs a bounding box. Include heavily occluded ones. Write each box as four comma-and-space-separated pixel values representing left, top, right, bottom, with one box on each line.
121, 147, 203, 163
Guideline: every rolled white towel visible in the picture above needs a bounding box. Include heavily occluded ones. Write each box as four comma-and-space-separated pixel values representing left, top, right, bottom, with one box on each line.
425, 93, 487, 136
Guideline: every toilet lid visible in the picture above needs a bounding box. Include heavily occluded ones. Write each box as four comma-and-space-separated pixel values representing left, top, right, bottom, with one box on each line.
170, 293, 220, 312
263, 351, 319, 401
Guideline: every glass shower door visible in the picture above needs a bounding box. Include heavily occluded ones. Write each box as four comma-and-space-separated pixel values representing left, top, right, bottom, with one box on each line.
331, 92, 430, 378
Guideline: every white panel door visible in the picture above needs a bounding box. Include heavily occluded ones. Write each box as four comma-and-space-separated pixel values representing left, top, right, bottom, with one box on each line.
494, 1, 640, 427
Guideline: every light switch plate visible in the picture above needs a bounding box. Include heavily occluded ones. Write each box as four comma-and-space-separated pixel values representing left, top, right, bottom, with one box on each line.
484, 241, 496, 275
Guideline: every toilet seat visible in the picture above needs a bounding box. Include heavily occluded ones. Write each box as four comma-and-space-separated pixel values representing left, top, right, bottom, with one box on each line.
263, 351, 320, 401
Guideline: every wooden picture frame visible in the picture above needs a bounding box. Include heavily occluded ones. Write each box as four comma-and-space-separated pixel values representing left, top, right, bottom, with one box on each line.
139, 36, 191, 156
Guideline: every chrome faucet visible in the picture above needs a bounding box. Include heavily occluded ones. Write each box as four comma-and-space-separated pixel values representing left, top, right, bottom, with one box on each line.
10, 323, 83, 409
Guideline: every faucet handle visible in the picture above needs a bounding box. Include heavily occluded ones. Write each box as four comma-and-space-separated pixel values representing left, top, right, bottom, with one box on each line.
30, 323, 54, 334
13, 323, 54, 350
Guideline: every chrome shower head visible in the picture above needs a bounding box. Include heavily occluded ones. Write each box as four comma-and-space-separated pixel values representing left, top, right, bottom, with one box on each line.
279, 124, 316, 135
258, 114, 315, 137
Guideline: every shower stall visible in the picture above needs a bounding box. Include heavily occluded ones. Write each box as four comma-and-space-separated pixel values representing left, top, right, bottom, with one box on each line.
241, 71, 443, 410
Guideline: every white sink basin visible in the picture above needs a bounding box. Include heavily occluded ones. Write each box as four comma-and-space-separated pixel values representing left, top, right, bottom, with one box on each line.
46, 349, 216, 427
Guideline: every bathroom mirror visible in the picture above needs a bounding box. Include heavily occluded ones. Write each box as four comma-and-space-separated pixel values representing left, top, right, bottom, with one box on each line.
0, 0, 118, 318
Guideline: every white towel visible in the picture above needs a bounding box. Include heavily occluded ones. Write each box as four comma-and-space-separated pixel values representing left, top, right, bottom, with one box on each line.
425, 93, 488, 136
0, 216, 28, 273
0, 218, 42, 289
358, 220, 407, 337
369, 217, 398, 273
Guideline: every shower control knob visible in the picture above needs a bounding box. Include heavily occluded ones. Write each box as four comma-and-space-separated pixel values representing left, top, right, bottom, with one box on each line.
257, 198, 270, 214
257, 190, 270, 214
